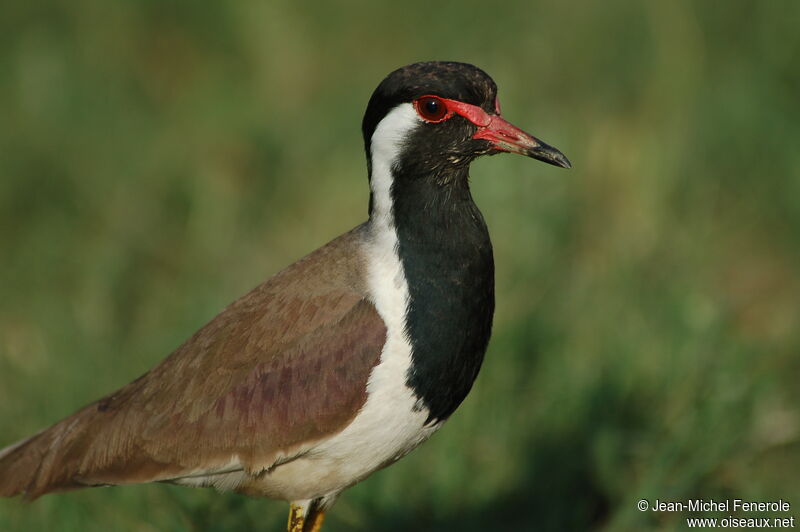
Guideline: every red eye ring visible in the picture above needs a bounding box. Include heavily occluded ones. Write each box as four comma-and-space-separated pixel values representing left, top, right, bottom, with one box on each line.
414, 96, 450, 122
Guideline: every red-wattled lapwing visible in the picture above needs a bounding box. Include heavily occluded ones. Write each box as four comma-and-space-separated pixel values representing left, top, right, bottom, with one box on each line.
0, 61, 570, 532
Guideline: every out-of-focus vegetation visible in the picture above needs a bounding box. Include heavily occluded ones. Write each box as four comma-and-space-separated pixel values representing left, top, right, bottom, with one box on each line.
1, 1, 798, 530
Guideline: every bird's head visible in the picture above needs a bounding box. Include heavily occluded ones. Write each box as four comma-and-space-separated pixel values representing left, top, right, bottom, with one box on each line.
362, 61, 570, 195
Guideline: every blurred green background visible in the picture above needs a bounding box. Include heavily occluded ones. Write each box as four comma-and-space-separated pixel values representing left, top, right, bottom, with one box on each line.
1, 1, 799, 530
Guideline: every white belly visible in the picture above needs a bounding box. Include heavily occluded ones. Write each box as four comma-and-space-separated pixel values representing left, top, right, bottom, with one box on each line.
258, 354, 442, 501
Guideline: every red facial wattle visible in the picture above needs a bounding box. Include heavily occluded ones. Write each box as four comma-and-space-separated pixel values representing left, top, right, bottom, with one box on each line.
412, 95, 571, 169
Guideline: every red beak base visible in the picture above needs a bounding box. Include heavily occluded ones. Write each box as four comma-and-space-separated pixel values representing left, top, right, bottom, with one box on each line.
473, 114, 571, 169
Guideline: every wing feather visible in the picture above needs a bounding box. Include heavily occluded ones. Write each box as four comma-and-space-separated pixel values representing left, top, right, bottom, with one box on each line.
0, 226, 386, 499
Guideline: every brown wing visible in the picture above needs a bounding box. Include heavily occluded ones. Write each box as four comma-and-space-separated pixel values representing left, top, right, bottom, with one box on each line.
0, 225, 386, 499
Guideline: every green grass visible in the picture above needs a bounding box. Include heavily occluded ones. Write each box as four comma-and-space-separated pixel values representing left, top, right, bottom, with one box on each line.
1, 1, 799, 530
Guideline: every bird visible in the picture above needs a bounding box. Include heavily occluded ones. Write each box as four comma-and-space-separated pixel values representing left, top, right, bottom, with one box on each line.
0, 61, 570, 532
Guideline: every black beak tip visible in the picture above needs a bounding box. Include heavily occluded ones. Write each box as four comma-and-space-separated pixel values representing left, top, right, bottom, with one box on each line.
555, 153, 572, 169
529, 144, 572, 169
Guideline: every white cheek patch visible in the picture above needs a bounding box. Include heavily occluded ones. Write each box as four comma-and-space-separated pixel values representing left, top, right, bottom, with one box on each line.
368, 103, 420, 223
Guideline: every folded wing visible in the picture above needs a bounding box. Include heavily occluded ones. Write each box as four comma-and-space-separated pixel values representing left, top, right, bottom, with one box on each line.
0, 227, 386, 499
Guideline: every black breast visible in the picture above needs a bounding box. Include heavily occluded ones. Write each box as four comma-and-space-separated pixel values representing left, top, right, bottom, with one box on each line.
391, 173, 495, 424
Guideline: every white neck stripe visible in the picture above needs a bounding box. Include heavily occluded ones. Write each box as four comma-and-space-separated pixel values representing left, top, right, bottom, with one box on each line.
294, 103, 442, 495
368, 103, 419, 225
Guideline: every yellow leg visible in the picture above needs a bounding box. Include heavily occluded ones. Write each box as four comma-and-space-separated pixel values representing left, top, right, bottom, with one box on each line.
288, 504, 305, 532
305, 510, 326, 532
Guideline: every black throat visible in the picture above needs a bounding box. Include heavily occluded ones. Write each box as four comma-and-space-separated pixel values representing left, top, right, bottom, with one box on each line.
389, 165, 495, 424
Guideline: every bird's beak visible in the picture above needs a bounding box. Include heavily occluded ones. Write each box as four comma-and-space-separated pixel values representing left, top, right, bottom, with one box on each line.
473, 115, 571, 169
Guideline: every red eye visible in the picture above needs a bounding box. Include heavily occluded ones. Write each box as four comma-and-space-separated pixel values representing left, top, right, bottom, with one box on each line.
415, 96, 448, 122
